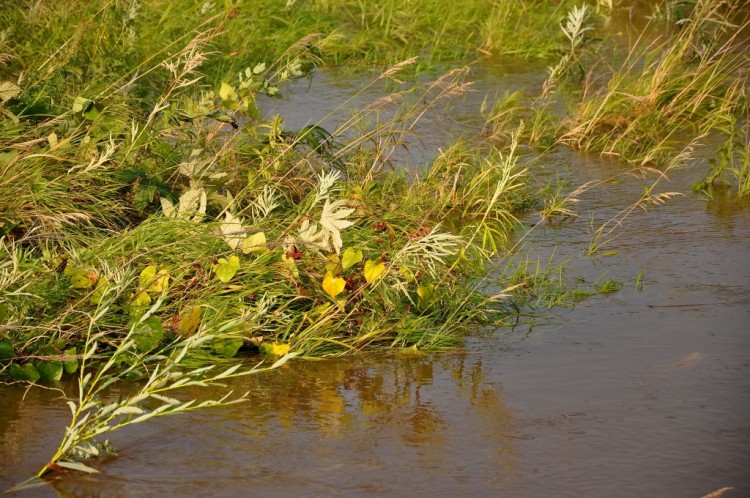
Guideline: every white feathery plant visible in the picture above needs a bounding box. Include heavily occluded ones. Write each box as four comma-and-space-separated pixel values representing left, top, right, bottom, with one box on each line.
561, 5, 592, 54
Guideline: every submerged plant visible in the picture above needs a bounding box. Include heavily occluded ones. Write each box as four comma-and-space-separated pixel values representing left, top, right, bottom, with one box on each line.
38, 293, 298, 476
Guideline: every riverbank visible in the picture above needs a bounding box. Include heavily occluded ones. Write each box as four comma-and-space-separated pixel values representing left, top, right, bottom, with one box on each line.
1, 0, 748, 481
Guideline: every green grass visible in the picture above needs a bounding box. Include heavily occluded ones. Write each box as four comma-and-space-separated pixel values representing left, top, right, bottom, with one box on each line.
2, 0, 749, 479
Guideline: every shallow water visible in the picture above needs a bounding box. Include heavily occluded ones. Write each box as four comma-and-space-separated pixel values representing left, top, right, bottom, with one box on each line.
2, 66, 749, 497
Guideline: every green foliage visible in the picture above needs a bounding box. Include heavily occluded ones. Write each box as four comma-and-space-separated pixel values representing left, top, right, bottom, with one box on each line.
10, 363, 40, 382
36, 360, 64, 382
557, 0, 748, 168
131, 316, 165, 353
4, 0, 744, 480
0, 339, 13, 360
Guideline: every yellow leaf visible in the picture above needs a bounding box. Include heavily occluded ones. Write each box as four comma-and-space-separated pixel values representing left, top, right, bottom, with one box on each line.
138, 265, 169, 293
132, 290, 151, 307
364, 260, 385, 283
150, 269, 170, 293
178, 306, 202, 337
138, 265, 157, 290
259, 342, 290, 357
322, 271, 346, 297
219, 82, 237, 101
417, 284, 434, 299
241, 231, 267, 254
213, 255, 241, 283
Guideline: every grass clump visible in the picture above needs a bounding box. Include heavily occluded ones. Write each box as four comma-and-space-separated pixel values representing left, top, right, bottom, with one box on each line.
553, 1, 749, 167
0, 4, 551, 477
6, 0, 749, 481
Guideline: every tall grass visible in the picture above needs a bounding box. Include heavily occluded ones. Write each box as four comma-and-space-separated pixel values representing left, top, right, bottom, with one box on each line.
558, 0, 749, 167
0, 1, 552, 476
4, 0, 748, 480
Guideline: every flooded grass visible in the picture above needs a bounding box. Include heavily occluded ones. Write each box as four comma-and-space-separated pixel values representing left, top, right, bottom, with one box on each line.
1, 0, 748, 484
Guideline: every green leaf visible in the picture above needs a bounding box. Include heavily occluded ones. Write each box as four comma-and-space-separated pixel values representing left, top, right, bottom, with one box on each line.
10, 363, 40, 382
0, 81, 21, 103
133, 184, 157, 211
212, 337, 243, 358
132, 316, 164, 352
56, 460, 100, 474
213, 255, 241, 283
342, 247, 363, 271
0, 339, 13, 360
281, 254, 299, 279
64, 265, 95, 289
325, 253, 341, 274
417, 283, 435, 311
132, 289, 151, 307
89, 277, 109, 305
252, 63, 266, 74
63, 347, 78, 374
72, 96, 93, 114
399, 265, 415, 283
0, 150, 18, 167
271, 351, 300, 368
36, 361, 64, 382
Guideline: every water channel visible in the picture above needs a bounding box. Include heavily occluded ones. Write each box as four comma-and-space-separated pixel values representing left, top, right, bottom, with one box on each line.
1, 64, 749, 497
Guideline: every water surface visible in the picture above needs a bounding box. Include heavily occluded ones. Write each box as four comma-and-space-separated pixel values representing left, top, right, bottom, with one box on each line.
1, 65, 749, 498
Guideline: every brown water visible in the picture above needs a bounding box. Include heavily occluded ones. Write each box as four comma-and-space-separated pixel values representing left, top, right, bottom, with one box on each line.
2, 67, 749, 497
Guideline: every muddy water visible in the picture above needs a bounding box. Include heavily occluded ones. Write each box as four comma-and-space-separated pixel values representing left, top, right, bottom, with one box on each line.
2, 68, 750, 497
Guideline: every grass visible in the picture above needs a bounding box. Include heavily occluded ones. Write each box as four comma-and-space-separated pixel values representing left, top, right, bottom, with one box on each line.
556, 0, 749, 168
1, 0, 749, 481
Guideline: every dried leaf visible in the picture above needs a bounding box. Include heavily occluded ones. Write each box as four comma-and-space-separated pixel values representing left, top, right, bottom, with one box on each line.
319, 199, 355, 254
296, 219, 328, 251
177, 188, 207, 221
0, 81, 21, 103
56, 460, 100, 474
221, 212, 245, 251
160, 197, 177, 218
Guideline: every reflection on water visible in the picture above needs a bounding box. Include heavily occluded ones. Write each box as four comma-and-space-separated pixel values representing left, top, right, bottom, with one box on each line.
1, 352, 522, 497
